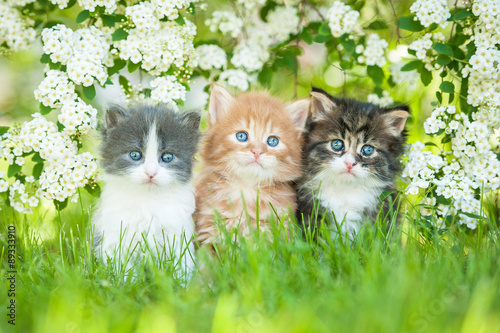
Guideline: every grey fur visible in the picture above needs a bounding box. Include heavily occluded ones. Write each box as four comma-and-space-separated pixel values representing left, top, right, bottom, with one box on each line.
100, 104, 201, 183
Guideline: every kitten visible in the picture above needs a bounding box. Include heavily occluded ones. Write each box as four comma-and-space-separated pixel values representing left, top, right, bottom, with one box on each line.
92, 104, 200, 278
195, 84, 310, 246
296, 88, 409, 238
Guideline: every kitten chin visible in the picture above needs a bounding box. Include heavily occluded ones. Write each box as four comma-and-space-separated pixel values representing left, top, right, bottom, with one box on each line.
194, 83, 310, 246
297, 88, 409, 238
92, 104, 200, 279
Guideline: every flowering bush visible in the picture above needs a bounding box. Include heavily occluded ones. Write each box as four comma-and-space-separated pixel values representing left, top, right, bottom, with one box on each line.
0, 0, 498, 231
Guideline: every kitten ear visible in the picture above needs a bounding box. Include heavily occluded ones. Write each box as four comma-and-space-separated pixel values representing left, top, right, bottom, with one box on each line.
286, 98, 310, 130
105, 105, 128, 128
180, 110, 201, 130
208, 83, 235, 124
310, 89, 337, 119
384, 107, 410, 134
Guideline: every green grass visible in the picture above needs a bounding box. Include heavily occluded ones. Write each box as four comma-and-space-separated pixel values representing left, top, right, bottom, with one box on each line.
1, 198, 500, 333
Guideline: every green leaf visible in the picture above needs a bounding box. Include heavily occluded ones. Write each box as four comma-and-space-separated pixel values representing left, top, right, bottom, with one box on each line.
127, 61, 141, 73
119, 75, 131, 94
441, 134, 451, 143
40, 103, 52, 115
439, 81, 455, 93
83, 84, 96, 100
32, 152, 44, 162
105, 78, 113, 85
112, 28, 129, 41
0, 126, 9, 136
258, 67, 273, 87
33, 162, 44, 180
40, 53, 50, 64
436, 91, 442, 103
401, 60, 422, 72
318, 22, 331, 36
433, 43, 454, 56
420, 68, 432, 86
424, 142, 438, 147
452, 9, 472, 21
461, 212, 482, 219
367, 65, 384, 86
366, 20, 388, 30
436, 55, 451, 66
76, 10, 90, 23
85, 183, 101, 197
339, 60, 353, 70
300, 29, 313, 44
340, 34, 355, 54
175, 15, 185, 26
313, 34, 330, 43
54, 198, 68, 211
101, 14, 115, 27
283, 51, 297, 71
108, 58, 126, 76
379, 190, 396, 202
398, 15, 424, 32
7, 164, 22, 178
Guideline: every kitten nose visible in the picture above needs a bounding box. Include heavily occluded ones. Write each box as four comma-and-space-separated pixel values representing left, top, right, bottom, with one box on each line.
345, 161, 356, 170
145, 171, 157, 179
251, 149, 262, 159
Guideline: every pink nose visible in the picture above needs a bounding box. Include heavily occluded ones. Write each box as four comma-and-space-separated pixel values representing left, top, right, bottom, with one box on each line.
345, 161, 356, 170
252, 149, 262, 159
145, 171, 157, 179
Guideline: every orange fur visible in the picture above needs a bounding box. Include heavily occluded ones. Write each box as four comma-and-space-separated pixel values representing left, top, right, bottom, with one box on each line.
194, 84, 309, 246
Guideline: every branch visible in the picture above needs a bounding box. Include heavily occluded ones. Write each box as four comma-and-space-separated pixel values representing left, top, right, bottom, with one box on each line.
303, 0, 325, 21
387, 0, 401, 44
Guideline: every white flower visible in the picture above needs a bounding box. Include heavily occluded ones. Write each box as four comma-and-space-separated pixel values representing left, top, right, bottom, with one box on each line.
327, 1, 360, 37
218, 70, 251, 91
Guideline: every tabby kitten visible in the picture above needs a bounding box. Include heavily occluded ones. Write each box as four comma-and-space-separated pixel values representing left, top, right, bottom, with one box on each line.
92, 104, 200, 277
195, 84, 310, 246
296, 88, 409, 237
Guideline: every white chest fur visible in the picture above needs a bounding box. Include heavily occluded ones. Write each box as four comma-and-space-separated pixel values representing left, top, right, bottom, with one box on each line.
318, 182, 382, 236
92, 176, 196, 273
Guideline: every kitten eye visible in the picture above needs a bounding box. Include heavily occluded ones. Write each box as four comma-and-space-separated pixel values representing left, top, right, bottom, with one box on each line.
361, 145, 375, 156
129, 151, 142, 161
331, 140, 344, 152
236, 131, 248, 142
267, 136, 279, 147
161, 153, 174, 163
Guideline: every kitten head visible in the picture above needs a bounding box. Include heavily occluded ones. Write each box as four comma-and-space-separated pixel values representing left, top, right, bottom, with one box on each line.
304, 88, 409, 188
100, 104, 200, 188
201, 83, 310, 183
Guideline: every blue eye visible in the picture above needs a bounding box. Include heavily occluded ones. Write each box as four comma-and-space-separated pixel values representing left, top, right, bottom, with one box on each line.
331, 140, 344, 151
129, 151, 142, 161
236, 132, 248, 142
361, 145, 375, 156
267, 136, 279, 147
162, 153, 174, 163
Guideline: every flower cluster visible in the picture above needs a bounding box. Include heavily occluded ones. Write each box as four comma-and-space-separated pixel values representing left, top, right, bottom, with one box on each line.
0, 114, 98, 213
0, 2, 36, 53
195, 44, 227, 71
410, 0, 451, 28
115, 7, 197, 75
462, 3, 500, 107
409, 32, 446, 71
231, 43, 269, 73
205, 11, 243, 38
266, 6, 300, 43
151, 0, 191, 20
150, 76, 187, 108
367, 91, 393, 107
390, 62, 420, 89
327, 1, 360, 38
42, 25, 110, 86
357, 34, 389, 67
77, 0, 117, 14
218, 69, 251, 91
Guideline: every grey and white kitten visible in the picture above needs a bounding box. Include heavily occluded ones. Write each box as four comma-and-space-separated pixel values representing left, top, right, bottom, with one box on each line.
92, 104, 200, 278
296, 89, 409, 238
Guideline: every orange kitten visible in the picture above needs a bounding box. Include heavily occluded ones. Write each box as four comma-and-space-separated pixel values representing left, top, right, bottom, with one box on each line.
195, 84, 310, 246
